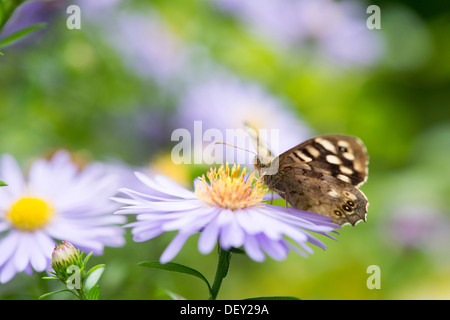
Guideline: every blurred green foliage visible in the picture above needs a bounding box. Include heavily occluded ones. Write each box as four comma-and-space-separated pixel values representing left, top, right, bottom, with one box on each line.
0, 0, 449, 299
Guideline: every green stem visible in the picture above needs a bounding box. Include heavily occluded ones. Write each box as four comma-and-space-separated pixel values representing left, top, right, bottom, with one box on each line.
75, 285, 88, 300
209, 247, 232, 300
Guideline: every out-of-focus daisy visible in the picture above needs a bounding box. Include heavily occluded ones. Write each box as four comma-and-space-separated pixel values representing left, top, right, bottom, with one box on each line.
113, 164, 339, 263
103, 10, 188, 85
175, 74, 312, 165
384, 205, 450, 254
212, 0, 383, 67
0, 151, 125, 283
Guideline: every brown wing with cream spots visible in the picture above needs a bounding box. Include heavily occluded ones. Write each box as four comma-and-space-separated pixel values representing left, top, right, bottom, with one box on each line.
278, 135, 369, 187
258, 135, 369, 226
263, 164, 369, 226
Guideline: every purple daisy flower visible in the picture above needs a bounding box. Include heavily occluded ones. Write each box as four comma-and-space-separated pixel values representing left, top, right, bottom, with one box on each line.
0, 150, 126, 283
113, 164, 339, 263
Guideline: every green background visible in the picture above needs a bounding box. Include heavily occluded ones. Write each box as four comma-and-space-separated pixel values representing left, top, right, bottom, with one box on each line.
0, 0, 449, 299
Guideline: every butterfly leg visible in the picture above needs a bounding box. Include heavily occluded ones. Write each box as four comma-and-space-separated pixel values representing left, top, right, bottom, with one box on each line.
270, 188, 289, 213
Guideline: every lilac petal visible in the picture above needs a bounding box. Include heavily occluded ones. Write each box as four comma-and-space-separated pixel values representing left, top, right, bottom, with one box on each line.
133, 226, 165, 242
263, 205, 338, 232
234, 209, 264, 235
219, 215, 245, 250
260, 208, 331, 252
267, 204, 338, 228
250, 208, 291, 240
0, 259, 17, 284
161, 207, 215, 232
258, 234, 289, 261
34, 230, 55, 260
0, 231, 20, 267
198, 209, 222, 254
281, 228, 314, 255
0, 221, 11, 233
129, 210, 199, 225
243, 234, 266, 262
13, 232, 32, 271
29, 235, 49, 272
116, 188, 181, 202
154, 175, 197, 198
122, 199, 203, 212
46, 221, 105, 254
28, 158, 52, 195
135, 172, 195, 199
284, 240, 309, 258
160, 231, 193, 263
24, 264, 34, 275
0, 154, 26, 198
303, 233, 330, 250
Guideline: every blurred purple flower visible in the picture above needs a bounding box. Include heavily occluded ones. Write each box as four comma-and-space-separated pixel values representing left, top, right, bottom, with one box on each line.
174, 73, 312, 165
212, 0, 383, 67
0, 0, 64, 44
384, 205, 450, 252
76, 0, 121, 16
102, 10, 189, 85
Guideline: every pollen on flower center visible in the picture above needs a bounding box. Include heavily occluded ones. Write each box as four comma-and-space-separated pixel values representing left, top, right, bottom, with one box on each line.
195, 163, 267, 210
7, 197, 54, 231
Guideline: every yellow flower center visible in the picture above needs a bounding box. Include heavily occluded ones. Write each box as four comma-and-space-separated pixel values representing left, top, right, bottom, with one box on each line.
7, 197, 54, 231
195, 163, 267, 210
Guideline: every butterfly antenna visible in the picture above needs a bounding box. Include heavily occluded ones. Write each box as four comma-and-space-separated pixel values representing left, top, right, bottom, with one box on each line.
243, 121, 261, 155
214, 142, 259, 157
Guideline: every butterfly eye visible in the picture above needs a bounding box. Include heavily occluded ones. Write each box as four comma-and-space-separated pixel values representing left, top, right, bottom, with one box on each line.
346, 200, 355, 207
342, 204, 352, 212
339, 146, 348, 152
334, 210, 343, 216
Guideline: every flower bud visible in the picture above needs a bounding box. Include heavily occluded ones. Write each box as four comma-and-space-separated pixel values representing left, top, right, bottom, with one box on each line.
51, 241, 83, 280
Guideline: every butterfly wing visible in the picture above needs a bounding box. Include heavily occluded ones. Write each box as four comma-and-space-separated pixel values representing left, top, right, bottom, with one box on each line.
263, 135, 369, 226
266, 164, 368, 226
278, 135, 369, 187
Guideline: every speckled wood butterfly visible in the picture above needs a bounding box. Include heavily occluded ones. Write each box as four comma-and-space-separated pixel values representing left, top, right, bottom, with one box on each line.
252, 133, 369, 226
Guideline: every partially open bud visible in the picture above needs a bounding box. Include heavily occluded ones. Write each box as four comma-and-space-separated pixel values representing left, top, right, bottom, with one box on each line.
41, 241, 105, 300
51, 241, 83, 281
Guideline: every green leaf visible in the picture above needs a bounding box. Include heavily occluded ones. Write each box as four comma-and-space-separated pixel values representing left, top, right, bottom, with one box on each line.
83, 265, 105, 294
0, 180, 7, 186
0, 22, 46, 48
139, 261, 212, 295
87, 285, 101, 300
243, 296, 301, 300
155, 288, 186, 300
84, 263, 105, 279
41, 276, 59, 280
39, 289, 75, 300
83, 251, 93, 266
